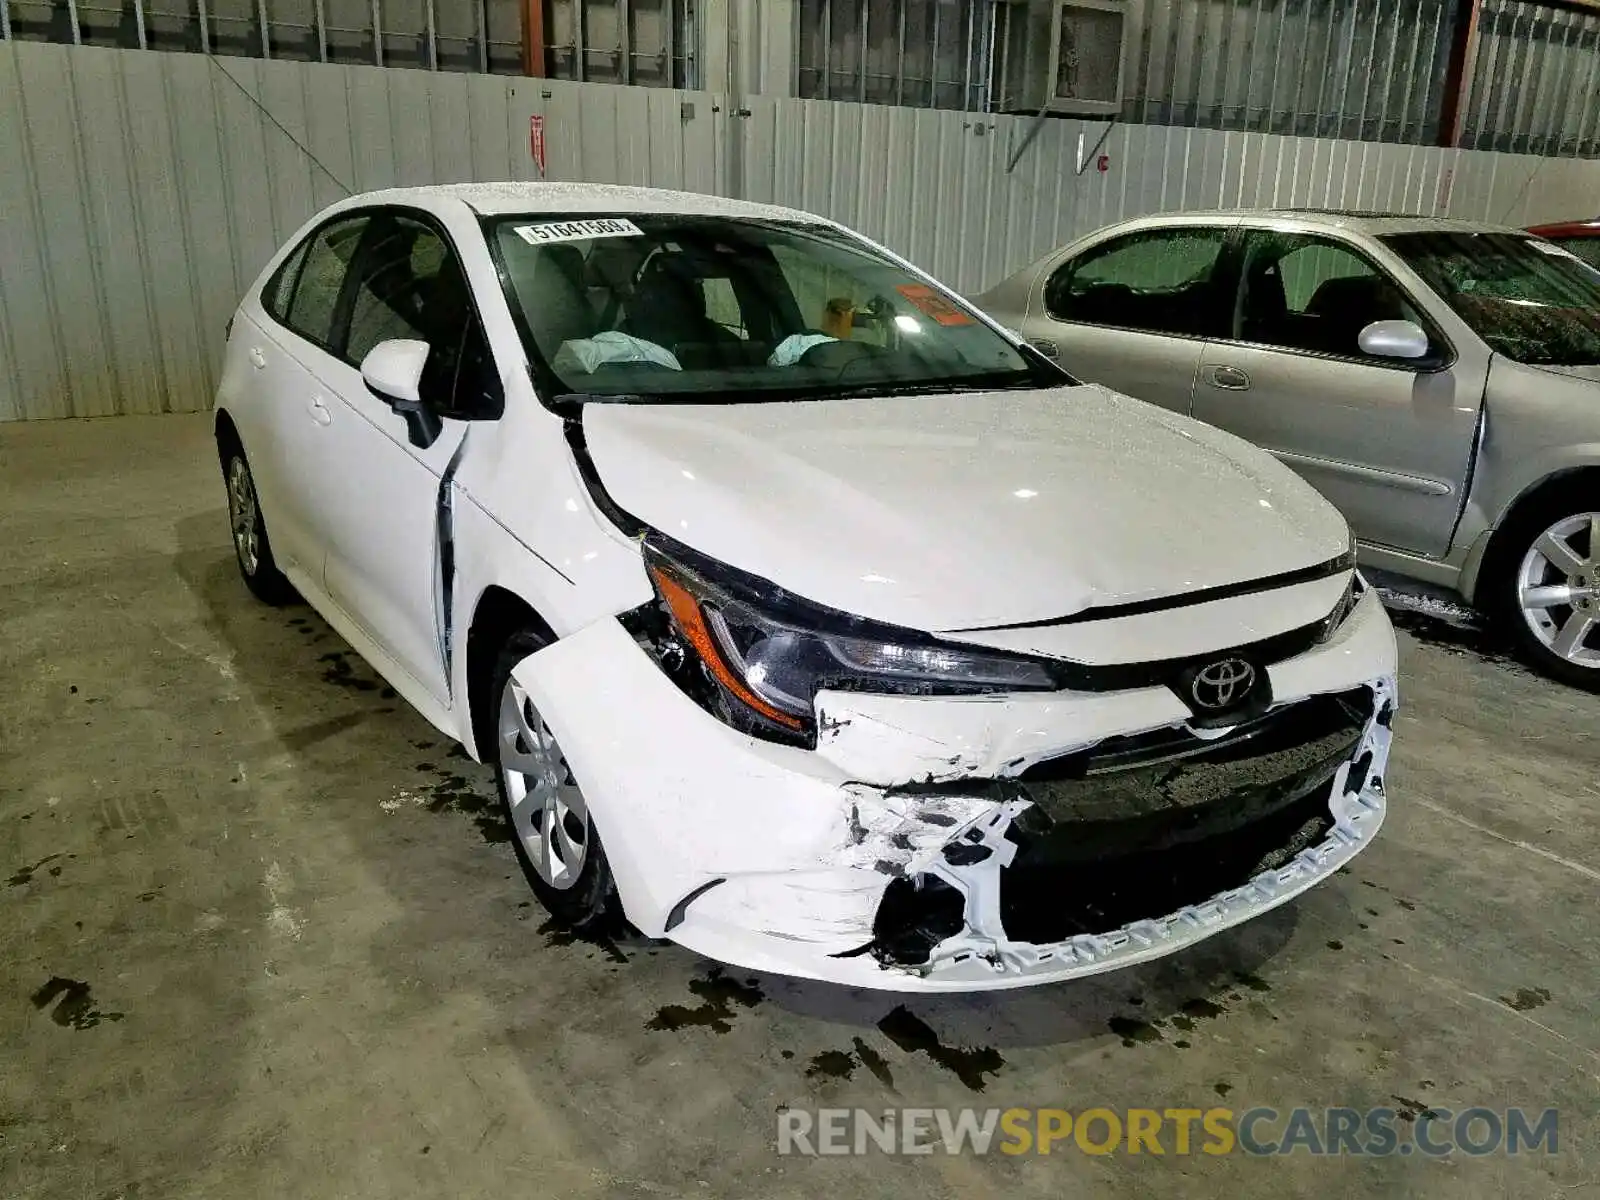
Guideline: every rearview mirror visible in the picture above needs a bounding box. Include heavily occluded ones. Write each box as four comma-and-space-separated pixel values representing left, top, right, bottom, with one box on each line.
361, 339, 442, 448
1358, 319, 1431, 361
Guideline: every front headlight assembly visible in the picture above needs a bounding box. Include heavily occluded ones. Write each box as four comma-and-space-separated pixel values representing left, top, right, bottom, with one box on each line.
637, 538, 1059, 744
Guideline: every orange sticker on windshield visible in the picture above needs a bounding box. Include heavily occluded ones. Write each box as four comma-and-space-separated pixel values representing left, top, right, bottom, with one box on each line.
896, 284, 975, 326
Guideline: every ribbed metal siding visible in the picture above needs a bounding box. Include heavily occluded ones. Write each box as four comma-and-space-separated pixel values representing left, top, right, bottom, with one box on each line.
1461, 0, 1600, 157
0, 40, 727, 420
6, 39, 1600, 421
1128, 0, 1457, 144
0, 1, 696, 82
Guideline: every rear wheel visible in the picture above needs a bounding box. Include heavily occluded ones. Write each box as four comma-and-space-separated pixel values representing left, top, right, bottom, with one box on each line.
1493, 486, 1600, 690
491, 631, 616, 926
222, 448, 294, 605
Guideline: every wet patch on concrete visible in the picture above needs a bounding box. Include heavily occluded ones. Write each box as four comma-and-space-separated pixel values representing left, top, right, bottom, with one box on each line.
30, 977, 123, 1030
1391, 1094, 1443, 1124
1109, 1016, 1165, 1047
806, 1050, 856, 1080
799, 1037, 897, 1089
317, 651, 380, 693
411, 761, 512, 846
8, 854, 70, 887
646, 967, 764, 1034
1501, 986, 1551, 1012
535, 916, 630, 964
877, 1006, 1003, 1092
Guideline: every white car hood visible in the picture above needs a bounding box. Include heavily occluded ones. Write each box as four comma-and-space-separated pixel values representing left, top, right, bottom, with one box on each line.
583, 385, 1349, 633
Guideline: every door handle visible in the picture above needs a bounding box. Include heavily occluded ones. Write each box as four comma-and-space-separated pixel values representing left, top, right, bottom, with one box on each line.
308, 396, 333, 426
1208, 365, 1252, 391
1027, 337, 1060, 359
249, 347, 267, 370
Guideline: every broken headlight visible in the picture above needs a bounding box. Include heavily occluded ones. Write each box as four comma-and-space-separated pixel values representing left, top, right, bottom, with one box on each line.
641, 538, 1057, 743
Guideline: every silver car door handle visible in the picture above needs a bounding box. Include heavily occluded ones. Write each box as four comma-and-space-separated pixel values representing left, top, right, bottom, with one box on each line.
1208, 365, 1251, 391
1027, 337, 1060, 359
308, 396, 333, 426
249, 347, 267, 369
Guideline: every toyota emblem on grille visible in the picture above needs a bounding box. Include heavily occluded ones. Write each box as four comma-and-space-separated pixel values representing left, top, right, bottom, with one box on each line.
1190, 658, 1257, 710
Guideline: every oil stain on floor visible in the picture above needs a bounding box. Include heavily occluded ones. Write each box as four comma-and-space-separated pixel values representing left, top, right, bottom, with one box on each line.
646, 968, 765, 1034
30, 978, 123, 1030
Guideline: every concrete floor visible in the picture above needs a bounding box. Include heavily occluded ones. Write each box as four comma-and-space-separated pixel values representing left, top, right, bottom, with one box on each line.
2, 413, 1597, 1199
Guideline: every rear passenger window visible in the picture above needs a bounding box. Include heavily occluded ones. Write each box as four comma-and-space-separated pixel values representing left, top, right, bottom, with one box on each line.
279, 217, 368, 349
262, 241, 309, 322
1045, 228, 1228, 337
1235, 230, 1429, 360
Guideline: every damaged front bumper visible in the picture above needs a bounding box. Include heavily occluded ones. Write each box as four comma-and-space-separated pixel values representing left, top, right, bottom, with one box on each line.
513, 588, 1398, 992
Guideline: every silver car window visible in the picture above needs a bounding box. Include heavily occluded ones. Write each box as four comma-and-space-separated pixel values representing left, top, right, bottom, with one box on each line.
1043, 228, 1228, 338
1234, 230, 1429, 360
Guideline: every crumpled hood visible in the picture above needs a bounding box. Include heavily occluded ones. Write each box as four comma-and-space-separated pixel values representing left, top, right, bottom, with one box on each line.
583, 385, 1350, 632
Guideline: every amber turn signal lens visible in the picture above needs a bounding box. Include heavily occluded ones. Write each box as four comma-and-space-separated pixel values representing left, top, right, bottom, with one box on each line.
649, 565, 807, 731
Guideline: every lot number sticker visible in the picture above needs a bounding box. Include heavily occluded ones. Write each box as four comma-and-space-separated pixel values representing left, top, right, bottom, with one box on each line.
514, 218, 644, 245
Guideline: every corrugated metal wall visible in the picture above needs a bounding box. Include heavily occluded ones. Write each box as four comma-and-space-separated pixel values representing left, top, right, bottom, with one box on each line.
1123, 0, 1457, 143
1461, 0, 1600, 157
4, 37, 1600, 421
0, 40, 728, 420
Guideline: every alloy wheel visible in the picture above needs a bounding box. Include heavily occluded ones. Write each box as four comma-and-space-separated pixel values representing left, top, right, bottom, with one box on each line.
1516, 512, 1600, 669
227, 457, 260, 575
498, 676, 589, 889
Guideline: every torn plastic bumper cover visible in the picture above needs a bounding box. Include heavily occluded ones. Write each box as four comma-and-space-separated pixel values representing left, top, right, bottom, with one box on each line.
858, 682, 1392, 985
513, 591, 1397, 992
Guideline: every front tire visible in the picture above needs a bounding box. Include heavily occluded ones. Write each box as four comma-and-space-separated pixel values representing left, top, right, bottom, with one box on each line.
1492, 485, 1600, 691
222, 448, 294, 605
491, 631, 617, 927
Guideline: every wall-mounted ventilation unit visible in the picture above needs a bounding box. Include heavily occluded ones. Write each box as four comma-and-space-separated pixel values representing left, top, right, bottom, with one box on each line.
994, 0, 1137, 117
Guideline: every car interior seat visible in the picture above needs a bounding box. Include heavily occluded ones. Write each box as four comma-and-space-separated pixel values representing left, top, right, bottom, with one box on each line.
506, 243, 600, 362
622, 255, 743, 365
1305, 274, 1409, 355
1240, 258, 1290, 344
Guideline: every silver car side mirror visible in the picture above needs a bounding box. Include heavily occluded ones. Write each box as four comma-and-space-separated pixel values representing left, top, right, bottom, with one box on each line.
361, 339, 441, 448
1358, 319, 1431, 361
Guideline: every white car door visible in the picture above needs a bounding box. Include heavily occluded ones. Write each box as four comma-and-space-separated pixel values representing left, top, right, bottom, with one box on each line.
243, 214, 372, 584
296, 210, 500, 706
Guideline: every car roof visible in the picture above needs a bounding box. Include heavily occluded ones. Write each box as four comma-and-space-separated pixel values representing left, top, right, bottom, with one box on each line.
345, 181, 825, 225
1115, 208, 1523, 237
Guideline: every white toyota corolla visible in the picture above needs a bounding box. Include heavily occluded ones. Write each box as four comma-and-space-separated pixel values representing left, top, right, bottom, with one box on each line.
215, 182, 1397, 991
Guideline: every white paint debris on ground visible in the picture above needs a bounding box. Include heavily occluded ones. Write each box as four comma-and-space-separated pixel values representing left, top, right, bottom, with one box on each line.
263, 860, 303, 941
1375, 586, 1481, 628
379, 788, 429, 813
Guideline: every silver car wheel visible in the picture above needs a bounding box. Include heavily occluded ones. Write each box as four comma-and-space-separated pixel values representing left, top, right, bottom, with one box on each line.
1517, 511, 1600, 669
498, 676, 588, 889
227, 457, 260, 575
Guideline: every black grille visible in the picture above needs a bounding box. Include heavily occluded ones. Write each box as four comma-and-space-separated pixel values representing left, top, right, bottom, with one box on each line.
997, 688, 1372, 942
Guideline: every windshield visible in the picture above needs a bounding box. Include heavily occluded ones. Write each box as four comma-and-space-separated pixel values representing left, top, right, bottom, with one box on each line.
1381, 231, 1600, 366
485, 214, 1051, 403
1547, 235, 1600, 272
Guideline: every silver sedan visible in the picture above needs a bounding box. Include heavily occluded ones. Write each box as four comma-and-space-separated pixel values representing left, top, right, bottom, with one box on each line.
976, 210, 1600, 690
